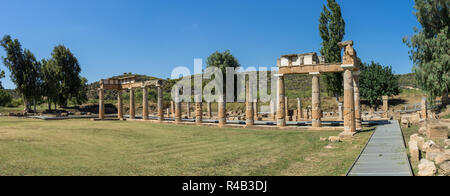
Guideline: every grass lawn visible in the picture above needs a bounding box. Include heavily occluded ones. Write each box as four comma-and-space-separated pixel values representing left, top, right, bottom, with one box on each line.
0, 118, 371, 176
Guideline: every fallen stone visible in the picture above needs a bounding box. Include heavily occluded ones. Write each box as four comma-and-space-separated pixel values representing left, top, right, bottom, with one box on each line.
418, 126, 427, 136
435, 152, 450, 165
328, 136, 341, 143
444, 139, 450, 149
439, 161, 450, 176
426, 152, 440, 162
408, 140, 420, 162
410, 134, 425, 151
320, 137, 327, 141
427, 125, 449, 140
324, 145, 335, 149
418, 159, 437, 176
422, 140, 442, 153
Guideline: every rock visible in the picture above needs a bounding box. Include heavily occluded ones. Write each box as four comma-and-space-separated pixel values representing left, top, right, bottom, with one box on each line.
401, 118, 410, 128
427, 125, 449, 140
410, 134, 425, 151
426, 152, 440, 162
444, 139, 450, 149
324, 145, 335, 149
439, 161, 450, 176
328, 136, 341, 143
435, 152, 450, 165
422, 140, 442, 153
408, 140, 420, 162
418, 126, 427, 135
418, 159, 437, 176
320, 137, 327, 141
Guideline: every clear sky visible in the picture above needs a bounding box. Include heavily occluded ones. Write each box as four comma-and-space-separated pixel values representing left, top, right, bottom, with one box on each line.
0, 0, 419, 89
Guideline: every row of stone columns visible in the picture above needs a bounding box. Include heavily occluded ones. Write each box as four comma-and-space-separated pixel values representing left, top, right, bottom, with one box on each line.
275, 69, 361, 134
98, 86, 164, 122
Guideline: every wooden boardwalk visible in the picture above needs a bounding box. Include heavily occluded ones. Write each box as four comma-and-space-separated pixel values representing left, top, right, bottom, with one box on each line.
347, 120, 413, 176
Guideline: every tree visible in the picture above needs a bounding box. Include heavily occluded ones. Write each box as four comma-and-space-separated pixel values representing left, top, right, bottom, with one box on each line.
0, 89, 12, 106
319, 0, 346, 102
41, 59, 60, 111
206, 50, 240, 96
0, 35, 41, 112
70, 76, 88, 105
0, 70, 4, 89
51, 45, 82, 107
360, 62, 400, 109
403, 0, 449, 107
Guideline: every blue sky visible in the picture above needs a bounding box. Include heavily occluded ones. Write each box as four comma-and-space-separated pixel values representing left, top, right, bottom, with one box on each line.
0, 0, 419, 89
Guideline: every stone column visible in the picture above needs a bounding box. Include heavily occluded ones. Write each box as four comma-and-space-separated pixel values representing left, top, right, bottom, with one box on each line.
253, 101, 258, 121
142, 87, 149, 120
157, 86, 163, 122
277, 74, 286, 127
270, 100, 276, 120
195, 95, 202, 125
297, 98, 303, 119
99, 88, 105, 120
285, 97, 289, 119
117, 90, 123, 120
353, 72, 361, 130
218, 98, 226, 127
186, 102, 191, 119
245, 80, 254, 126
343, 69, 356, 134
171, 101, 175, 119
382, 96, 389, 118
338, 102, 343, 121
129, 88, 135, 119
175, 97, 182, 124
421, 97, 427, 120
311, 73, 321, 127
207, 101, 212, 119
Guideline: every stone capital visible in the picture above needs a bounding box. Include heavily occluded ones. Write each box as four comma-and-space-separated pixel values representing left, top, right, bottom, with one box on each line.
309, 72, 320, 75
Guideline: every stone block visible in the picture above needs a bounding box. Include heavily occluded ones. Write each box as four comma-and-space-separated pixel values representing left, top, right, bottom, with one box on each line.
439, 161, 450, 176
328, 136, 341, 143
427, 125, 449, 140
410, 134, 425, 151
422, 140, 442, 153
408, 140, 419, 162
418, 159, 436, 176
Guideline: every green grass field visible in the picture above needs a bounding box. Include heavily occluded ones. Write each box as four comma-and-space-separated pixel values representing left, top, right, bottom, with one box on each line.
0, 118, 371, 176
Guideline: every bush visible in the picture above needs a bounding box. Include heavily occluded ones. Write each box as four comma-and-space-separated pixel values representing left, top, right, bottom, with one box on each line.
0, 90, 12, 106
6, 98, 22, 108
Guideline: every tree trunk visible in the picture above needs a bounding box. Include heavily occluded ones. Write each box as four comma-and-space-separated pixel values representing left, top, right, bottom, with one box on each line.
48, 100, 52, 112
442, 89, 448, 107
33, 99, 36, 113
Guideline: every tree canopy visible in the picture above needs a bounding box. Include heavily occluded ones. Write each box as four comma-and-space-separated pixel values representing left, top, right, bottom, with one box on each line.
403, 0, 449, 106
0, 35, 41, 111
360, 62, 400, 109
319, 0, 345, 101
51, 45, 83, 106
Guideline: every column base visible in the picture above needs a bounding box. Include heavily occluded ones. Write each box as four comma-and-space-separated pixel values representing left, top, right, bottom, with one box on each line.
339, 131, 357, 138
